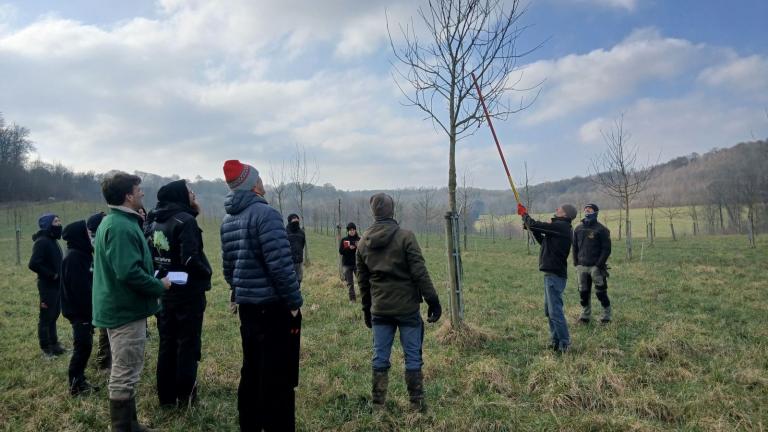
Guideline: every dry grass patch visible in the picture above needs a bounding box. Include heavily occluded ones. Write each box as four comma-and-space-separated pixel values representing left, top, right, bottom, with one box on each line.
434, 320, 495, 349
464, 357, 517, 398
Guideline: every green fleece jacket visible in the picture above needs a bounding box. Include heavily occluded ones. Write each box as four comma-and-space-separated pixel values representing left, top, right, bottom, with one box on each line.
356, 219, 439, 316
92, 207, 165, 328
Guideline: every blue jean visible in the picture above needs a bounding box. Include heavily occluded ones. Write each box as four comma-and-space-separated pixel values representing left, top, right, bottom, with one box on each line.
372, 313, 424, 371
544, 274, 570, 350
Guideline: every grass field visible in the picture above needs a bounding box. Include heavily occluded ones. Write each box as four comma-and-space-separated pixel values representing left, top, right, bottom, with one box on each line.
1, 202, 767, 431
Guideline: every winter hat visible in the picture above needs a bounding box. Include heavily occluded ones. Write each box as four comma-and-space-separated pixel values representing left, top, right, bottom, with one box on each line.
346, 222, 357, 230
584, 203, 600, 213
86, 212, 106, 233
157, 179, 190, 206
370, 193, 395, 220
560, 204, 577, 221
38, 213, 57, 230
223, 160, 260, 191
287, 213, 300, 223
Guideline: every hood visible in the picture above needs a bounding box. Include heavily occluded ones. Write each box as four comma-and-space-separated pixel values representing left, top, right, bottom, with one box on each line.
63, 220, 92, 253
153, 201, 197, 223
224, 190, 266, 215
364, 219, 399, 249
157, 180, 190, 207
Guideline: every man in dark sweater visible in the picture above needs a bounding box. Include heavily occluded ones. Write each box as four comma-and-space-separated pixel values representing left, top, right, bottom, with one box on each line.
357, 193, 442, 413
286, 213, 306, 286
573, 203, 612, 323
518, 203, 577, 353
28, 213, 65, 357
61, 219, 100, 396
339, 222, 360, 303
147, 179, 212, 408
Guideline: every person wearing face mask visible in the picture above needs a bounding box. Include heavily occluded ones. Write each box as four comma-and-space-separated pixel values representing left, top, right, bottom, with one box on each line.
61, 219, 100, 396
517, 202, 577, 354
87, 212, 112, 372
93, 172, 171, 432
29, 212, 66, 357
147, 179, 212, 408
285, 213, 306, 287
572, 203, 612, 324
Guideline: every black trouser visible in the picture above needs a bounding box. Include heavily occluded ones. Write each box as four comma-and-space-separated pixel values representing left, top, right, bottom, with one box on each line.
578, 266, 611, 309
238, 303, 301, 432
68, 321, 94, 385
343, 265, 356, 300
95, 327, 111, 369
156, 294, 206, 406
38, 286, 61, 350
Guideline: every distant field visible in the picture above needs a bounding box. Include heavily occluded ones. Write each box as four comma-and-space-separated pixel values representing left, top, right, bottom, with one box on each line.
1, 201, 766, 431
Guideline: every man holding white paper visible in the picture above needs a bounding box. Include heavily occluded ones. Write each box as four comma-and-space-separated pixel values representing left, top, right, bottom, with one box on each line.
147, 179, 212, 408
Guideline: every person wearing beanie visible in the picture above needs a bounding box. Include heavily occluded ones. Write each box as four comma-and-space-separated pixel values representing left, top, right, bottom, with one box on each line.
220, 160, 303, 430
146, 179, 212, 408
573, 203, 612, 323
517, 202, 576, 353
356, 193, 442, 413
28, 212, 66, 357
86, 211, 112, 371
339, 222, 361, 302
285, 213, 306, 286
92, 172, 171, 432
60, 220, 100, 396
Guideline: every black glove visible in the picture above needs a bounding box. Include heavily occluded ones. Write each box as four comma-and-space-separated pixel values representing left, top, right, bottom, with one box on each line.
426, 301, 442, 323
363, 308, 372, 329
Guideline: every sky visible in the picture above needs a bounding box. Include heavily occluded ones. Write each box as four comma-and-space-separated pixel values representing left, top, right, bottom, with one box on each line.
1, 0, 766, 190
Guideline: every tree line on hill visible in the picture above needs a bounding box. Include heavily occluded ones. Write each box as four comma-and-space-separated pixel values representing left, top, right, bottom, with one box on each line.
2, 113, 766, 239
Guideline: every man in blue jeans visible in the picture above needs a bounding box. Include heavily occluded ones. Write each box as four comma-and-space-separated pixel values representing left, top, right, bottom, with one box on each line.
357, 193, 442, 413
518, 202, 577, 353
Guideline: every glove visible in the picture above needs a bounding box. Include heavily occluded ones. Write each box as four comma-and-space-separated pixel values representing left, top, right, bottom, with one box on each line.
426, 301, 442, 323
363, 308, 372, 329
517, 203, 528, 216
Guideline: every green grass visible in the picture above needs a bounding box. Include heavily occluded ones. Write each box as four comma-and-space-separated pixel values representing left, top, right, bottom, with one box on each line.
1, 201, 767, 431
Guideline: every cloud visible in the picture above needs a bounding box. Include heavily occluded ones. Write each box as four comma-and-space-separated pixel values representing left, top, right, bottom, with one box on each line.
583, 0, 639, 11
698, 54, 768, 96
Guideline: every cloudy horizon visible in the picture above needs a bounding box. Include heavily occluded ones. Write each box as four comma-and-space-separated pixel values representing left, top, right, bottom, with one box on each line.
1, 0, 766, 190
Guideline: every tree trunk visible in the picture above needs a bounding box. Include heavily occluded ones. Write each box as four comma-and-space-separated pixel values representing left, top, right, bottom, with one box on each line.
445, 212, 463, 327
670, 223, 676, 241
625, 195, 632, 260
747, 206, 756, 248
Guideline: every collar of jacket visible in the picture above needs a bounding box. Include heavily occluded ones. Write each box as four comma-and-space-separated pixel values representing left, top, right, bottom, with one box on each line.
551, 216, 572, 223
373, 217, 398, 224
108, 205, 144, 221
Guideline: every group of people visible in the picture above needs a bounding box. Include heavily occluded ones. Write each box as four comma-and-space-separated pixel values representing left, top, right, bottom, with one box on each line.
517, 201, 613, 354
27, 160, 442, 431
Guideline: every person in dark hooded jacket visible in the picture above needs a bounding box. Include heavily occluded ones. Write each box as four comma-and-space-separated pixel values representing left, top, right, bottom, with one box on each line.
147, 179, 212, 408
61, 219, 100, 395
28, 213, 65, 357
220, 160, 303, 431
286, 213, 306, 286
339, 222, 360, 302
518, 202, 577, 353
86, 212, 112, 371
573, 203, 612, 323
356, 193, 442, 413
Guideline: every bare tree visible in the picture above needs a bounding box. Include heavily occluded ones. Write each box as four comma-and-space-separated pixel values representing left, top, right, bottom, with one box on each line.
590, 114, 653, 260
290, 144, 319, 265
660, 205, 682, 241
389, 0, 539, 327
415, 187, 438, 248
268, 159, 289, 216
457, 170, 479, 251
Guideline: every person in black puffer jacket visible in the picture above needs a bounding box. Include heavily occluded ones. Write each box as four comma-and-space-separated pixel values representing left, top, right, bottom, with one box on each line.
220, 160, 303, 431
286, 213, 306, 286
339, 222, 360, 302
61, 220, 100, 396
518, 203, 577, 353
28, 213, 65, 357
573, 203, 612, 323
147, 179, 212, 408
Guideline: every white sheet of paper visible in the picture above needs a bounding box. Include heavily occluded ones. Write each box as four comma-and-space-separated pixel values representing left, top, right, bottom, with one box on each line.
167, 272, 188, 285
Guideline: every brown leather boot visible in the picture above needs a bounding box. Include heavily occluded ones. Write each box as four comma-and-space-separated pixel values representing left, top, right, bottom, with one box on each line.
371, 369, 389, 412
405, 370, 426, 413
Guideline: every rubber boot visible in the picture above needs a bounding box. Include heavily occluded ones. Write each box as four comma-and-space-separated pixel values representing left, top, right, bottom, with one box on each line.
109, 399, 132, 432
405, 370, 426, 413
129, 397, 156, 432
579, 304, 591, 323
371, 369, 388, 412
600, 306, 612, 323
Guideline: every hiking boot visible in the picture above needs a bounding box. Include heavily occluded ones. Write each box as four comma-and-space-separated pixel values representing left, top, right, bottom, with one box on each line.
371, 369, 388, 412
405, 370, 426, 413
129, 397, 156, 432
70, 378, 99, 396
110, 399, 132, 432
48, 343, 67, 356
579, 305, 592, 323
600, 306, 612, 323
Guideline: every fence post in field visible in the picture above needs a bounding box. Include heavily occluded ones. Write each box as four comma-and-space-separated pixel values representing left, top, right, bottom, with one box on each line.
14, 210, 22, 266
336, 198, 343, 282
445, 211, 464, 326
626, 220, 632, 260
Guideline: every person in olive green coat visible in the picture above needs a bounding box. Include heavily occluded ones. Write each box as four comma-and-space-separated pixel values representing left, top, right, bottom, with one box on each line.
92, 172, 170, 432
356, 193, 442, 413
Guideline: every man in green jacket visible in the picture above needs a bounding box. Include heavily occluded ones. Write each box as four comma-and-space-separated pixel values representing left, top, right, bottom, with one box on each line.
356, 193, 442, 413
92, 172, 170, 432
